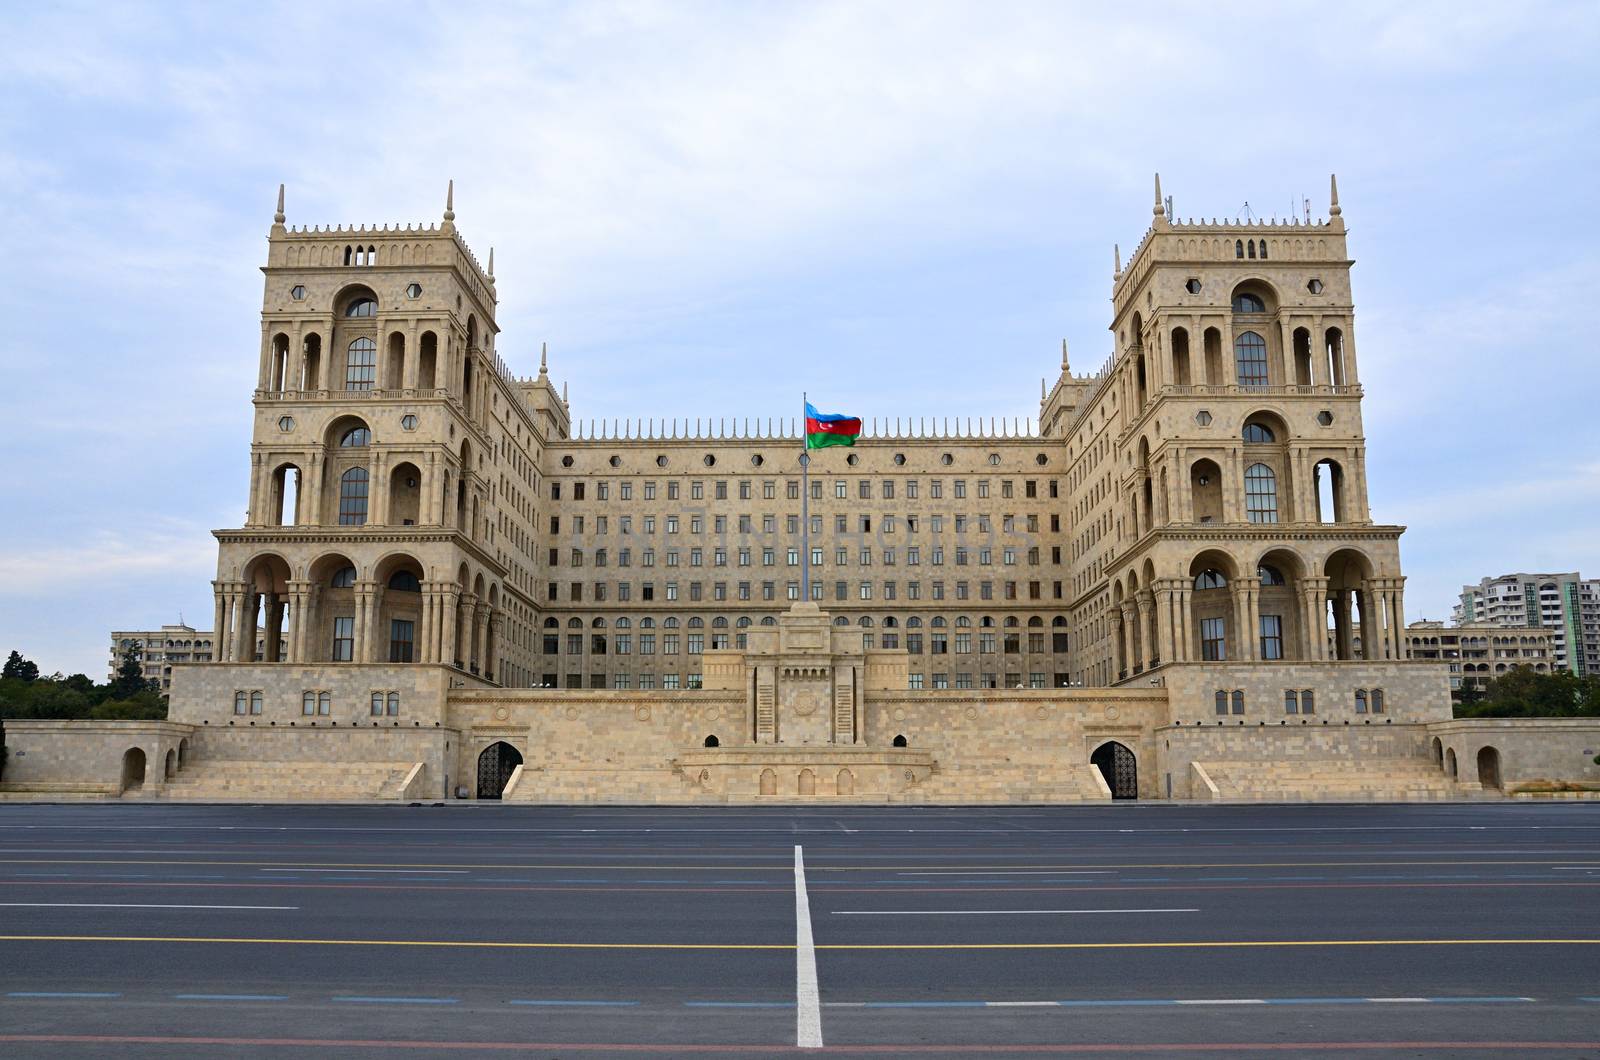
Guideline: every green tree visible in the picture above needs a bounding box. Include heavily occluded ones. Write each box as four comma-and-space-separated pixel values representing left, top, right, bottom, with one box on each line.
1456, 666, 1600, 719
2, 651, 39, 682
90, 692, 167, 721
107, 647, 157, 701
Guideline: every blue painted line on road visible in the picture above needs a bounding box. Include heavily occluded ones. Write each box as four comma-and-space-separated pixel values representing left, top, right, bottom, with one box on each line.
860, 1001, 988, 1008
1055, 999, 1177, 1007
683, 1001, 795, 1008
7, 992, 122, 999
1119, 877, 1172, 882
174, 994, 288, 1002
1579, 997, 1600, 1002
1195, 877, 1251, 882
508, 999, 640, 1007
332, 996, 459, 1005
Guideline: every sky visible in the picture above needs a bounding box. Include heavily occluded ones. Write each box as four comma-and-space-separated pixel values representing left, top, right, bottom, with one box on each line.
1, 1, 1598, 678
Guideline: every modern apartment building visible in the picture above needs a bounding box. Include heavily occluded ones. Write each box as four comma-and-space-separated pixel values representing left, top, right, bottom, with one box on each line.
1454, 573, 1600, 676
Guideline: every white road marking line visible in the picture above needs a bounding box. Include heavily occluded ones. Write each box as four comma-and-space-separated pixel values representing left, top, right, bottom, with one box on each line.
895, 870, 1115, 876
0, 902, 298, 910
1367, 997, 1429, 1003
259, 871, 467, 877
830, 908, 1198, 916
1175, 998, 1266, 1005
794, 845, 823, 1049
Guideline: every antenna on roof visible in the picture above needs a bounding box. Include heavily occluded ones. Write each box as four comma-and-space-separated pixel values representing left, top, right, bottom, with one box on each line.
1163, 195, 1174, 224
1240, 200, 1254, 221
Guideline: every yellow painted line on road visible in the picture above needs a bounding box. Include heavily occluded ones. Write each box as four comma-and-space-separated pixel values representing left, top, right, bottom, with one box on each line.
2, 935, 1598, 952
1, 859, 1596, 871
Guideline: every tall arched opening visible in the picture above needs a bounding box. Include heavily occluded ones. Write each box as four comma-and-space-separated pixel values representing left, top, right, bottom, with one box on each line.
476, 741, 523, 800
120, 748, 146, 794
1091, 741, 1138, 800
1476, 746, 1501, 790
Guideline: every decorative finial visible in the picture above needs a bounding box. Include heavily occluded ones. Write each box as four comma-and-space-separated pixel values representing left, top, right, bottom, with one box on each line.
561, 381, 568, 404
273, 183, 285, 225
1113, 244, 1121, 275
1328, 173, 1341, 217
444, 179, 455, 222
487, 246, 495, 281
1041, 377, 1047, 400
1153, 172, 1164, 216
1061, 338, 1070, 373
539, 341, 548, 376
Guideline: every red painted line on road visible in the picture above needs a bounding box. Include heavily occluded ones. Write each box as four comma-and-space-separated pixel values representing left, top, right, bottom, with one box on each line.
1, 1034, 1598, 1053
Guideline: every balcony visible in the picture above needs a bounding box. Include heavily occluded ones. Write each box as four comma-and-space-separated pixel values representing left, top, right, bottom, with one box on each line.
255, 387, 454, 404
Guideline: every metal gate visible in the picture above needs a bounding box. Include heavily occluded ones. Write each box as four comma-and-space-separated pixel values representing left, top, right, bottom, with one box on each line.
476, 741, 522, 799
1092, 741, 1138, 800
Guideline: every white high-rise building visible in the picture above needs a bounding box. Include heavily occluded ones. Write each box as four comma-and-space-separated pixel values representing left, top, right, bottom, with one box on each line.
1453, 573, 1600, 676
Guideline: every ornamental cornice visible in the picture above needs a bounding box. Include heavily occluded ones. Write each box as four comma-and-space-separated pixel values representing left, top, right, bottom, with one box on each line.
213, 527, 507, 575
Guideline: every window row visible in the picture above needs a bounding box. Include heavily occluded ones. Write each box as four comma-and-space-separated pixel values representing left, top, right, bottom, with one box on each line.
551, 478, 1061, 502
547, 579, 1060, 603
540, 630, 1066, 655
558, 544, 1053, 568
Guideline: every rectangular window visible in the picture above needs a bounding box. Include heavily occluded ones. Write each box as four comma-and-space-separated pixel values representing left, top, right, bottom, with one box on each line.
332, 616, 354, 661
344, 339, 376, 390
389, 619, 415, 663
1284, 689, 1299, 714
1259, 615, 1283, 660
908, 673, 924, 690
1201, 617, 1226, 661
250, 690, 262, 714
338, 470, 369, 525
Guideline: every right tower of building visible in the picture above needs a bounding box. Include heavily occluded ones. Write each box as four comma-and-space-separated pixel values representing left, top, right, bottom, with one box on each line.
1048, 175, 1406, 690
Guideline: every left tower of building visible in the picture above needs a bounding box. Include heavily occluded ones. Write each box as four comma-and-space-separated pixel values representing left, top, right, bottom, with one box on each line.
210, 184, 551, 689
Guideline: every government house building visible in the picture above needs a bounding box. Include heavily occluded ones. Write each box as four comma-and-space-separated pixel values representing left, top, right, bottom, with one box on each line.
11, 177, 1591, 805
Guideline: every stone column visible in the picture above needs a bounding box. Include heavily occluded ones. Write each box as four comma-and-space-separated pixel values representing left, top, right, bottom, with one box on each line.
263, 592, 283, 663
370, 452, 389, 526
1113, 605, 1128, 679
1171, 584, 1192, 662
1299, 576, 1329, 661
285, 581, 311, 663
423, 454, 439, 525
1355, 583, 1376, 660
486, 612, 501, 682
441, 589, 461, 668
1389, 578, 1407, 659
351, 581, 376, 664
1137, 593, 1158, 668
247, 454, 266, 527
473, 604, 490, 675
308, 452, 326, 526
211, 583, 228, 662
454, 592, 477, 669
1153, 582, 1175, 665
1332, 592, 1353, 660
235, 588, 259, 663
1222, 448, 1243, 523
402, 324, 418, 391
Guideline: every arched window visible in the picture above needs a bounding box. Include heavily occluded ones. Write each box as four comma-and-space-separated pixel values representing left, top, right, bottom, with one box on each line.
1355, 689, 1368, 713
388, 570, 421, 592
1194, 569, 1227, 590
1258, 241, 1268, 260
345, 297, 377, 318
330, 565, 356, 588
1257, 564, 1286, 586
1247, 240, 1256, 259
1242, 422, 1275, 443
345, 337, 377, 390
1244, 463, 1278, 523
1234, 240, 1244, 259
1234, 331, 1268, 386
339, 426, 370, 447
1231, 690, 1245, 714
1232, 292, 1266, 313
338, 467, 369, 525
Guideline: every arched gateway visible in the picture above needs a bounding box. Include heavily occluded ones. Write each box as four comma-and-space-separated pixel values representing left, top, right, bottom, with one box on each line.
1091, 741, 1138, 800
476, 741, 523, 799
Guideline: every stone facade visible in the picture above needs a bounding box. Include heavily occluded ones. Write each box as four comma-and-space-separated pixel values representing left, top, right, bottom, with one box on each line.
8, 175, 1593, 804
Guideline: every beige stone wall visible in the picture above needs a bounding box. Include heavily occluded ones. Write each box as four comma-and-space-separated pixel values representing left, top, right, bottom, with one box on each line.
168, 662, 462, 727
1160, 660, 1452, 725
1424, 719, 1600, 792
1, 721, 197, 796
1157, 722, 1432, 800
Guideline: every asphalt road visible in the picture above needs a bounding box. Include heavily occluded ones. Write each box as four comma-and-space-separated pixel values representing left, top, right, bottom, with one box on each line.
0, 801, 1598, 1057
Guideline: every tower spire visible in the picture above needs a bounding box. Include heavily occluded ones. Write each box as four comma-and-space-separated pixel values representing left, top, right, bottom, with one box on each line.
1061, 338, 1070, 373
444, 179, 455, 221
539, 341, 548, 377
273, 183, 285, 225
1328, 173, 1341, 217
1153, 172, 1164, 216
1113, 244, 1121, 276
487, 246, 495, 283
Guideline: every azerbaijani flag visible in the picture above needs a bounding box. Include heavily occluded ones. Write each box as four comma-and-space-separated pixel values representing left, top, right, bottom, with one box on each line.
805, 402, 861, 450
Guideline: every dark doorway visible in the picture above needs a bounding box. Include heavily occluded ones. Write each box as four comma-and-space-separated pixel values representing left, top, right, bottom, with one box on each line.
1477, 746, 1501, 790
120, 748, 146, 794
476, 741, 523, 799
1091, 741, 1138, 799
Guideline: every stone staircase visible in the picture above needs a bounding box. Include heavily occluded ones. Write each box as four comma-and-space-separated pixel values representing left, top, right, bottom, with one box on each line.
155, 759, 416, 802
1196, 757, 1494, 802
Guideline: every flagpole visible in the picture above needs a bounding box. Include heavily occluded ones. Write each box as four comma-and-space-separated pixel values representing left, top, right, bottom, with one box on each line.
800, 391, 810, 606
